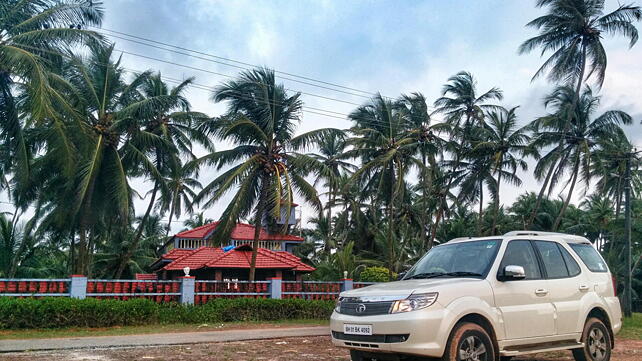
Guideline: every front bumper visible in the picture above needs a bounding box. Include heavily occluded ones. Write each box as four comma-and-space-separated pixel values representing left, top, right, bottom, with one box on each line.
330, 305, 449, 358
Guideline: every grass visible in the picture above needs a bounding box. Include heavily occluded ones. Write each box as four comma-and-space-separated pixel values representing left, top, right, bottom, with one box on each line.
0, 319, 329, 340
619, 312, 642, 340
2, 313, 640, 341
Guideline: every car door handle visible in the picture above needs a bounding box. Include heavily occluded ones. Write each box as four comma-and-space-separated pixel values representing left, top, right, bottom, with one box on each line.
578, 285, 590, 291
535, 289, 548, 296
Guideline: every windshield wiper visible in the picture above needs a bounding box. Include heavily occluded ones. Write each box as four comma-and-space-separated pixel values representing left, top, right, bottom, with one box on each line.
440, 271, 483, 277
404, 271, 483, 280
403, 272, 444, 280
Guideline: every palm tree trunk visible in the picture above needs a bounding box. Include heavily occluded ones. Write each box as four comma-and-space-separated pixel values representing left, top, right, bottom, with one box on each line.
527, 162, 556, 229
428, 206, 443, 249
615, 178, 623, 218
325, 183, 333, 253
530, 45, 587, 230
114, 181, 159, 279
553, 157, 580, 231
492, 172, 502, 235
249, 176, 269, 281
477, 179, 484, 235
165, 192, 177, 238
420, 153, 428, 250
387, 162, 401, 280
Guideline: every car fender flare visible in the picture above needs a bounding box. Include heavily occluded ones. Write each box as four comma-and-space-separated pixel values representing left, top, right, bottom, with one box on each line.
439, 296, 505, 343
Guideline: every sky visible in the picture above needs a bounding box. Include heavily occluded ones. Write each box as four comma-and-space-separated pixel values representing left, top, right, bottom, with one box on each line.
3, 0, 642, 233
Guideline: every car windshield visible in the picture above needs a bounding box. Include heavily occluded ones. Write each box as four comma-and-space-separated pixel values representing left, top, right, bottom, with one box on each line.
404, 240, 500, 279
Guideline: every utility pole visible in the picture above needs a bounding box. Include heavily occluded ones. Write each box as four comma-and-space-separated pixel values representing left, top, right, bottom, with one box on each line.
623, 153, 632, 317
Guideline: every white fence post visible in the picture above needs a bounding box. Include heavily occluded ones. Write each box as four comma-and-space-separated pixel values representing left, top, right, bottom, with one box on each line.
340, 278, 353, 293
180, 276, 195, 305
268, 278, 282, 299
70, 275, 87, 299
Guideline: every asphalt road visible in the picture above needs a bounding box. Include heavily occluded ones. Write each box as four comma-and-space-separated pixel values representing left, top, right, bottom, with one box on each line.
0, 326, 330, 353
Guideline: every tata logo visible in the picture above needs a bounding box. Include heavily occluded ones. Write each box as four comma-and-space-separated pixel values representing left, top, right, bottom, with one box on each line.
356, 304, 367, 313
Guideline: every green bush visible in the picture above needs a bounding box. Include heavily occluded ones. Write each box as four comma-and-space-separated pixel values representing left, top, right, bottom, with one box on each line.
0, 297, 334, 329
359, 266, 394, 282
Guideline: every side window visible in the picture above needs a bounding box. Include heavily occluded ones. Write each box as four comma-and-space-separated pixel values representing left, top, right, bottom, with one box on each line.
569, 243, 608, 273
534, 241, 569, 279
498, 240, 541, 280
558, 244, 581, 277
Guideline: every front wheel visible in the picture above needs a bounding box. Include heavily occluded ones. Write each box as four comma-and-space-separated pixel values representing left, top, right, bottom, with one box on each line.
573, 317, 612, 361
442, 322, 496, 361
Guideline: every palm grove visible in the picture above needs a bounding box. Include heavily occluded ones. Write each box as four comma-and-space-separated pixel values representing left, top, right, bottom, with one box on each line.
1, 0, 642, 301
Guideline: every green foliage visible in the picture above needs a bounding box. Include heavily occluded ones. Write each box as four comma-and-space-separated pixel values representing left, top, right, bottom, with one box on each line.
0, 297, 334, 330
0, 298, 159, 329
359, 267, 394, 282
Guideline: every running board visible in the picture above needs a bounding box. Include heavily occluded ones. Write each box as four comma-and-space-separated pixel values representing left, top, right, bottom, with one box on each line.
501, 342, 584, 356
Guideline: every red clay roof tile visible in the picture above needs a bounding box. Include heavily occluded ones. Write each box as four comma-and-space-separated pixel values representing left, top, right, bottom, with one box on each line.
174, 222, 303, 242
162, 245, 314, 272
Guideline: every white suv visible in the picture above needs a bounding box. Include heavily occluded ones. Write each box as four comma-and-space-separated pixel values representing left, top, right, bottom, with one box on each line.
331, 231, 622, 361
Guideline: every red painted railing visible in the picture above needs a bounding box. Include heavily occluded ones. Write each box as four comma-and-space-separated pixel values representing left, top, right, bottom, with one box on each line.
86, 280, 180, 303
0, 279, 70, 297
282, 281, 341, 300
353, 282, 377, 289
194, 281, 270, 305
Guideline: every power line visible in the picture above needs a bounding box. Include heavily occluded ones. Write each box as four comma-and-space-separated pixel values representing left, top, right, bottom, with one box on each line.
17, 43, 432, 130
93, 26, 393, 100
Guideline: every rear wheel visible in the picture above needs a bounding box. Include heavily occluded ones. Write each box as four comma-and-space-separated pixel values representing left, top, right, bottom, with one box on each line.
573, 317, 611, 361
442, 322, 496, 361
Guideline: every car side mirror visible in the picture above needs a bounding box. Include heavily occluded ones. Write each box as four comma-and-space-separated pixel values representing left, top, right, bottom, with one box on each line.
500, 265, 526, 281
397, 272, 406, 281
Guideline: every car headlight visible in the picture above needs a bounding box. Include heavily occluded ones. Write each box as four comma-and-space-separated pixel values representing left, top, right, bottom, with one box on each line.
390, 292, 438, 313
335, 297, 343, 313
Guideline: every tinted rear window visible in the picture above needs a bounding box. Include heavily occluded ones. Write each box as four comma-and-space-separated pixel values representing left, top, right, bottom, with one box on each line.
534, 241, 568, 278
569, 243, 608, 273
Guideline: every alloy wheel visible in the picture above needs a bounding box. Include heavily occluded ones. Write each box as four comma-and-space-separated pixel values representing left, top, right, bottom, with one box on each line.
458, 335, 487, 361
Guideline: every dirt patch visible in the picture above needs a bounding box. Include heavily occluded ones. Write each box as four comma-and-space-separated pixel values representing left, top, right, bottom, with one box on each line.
0, 336, 640, 361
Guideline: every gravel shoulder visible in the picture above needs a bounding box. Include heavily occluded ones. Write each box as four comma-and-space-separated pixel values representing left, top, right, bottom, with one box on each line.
0, 336, 640, 361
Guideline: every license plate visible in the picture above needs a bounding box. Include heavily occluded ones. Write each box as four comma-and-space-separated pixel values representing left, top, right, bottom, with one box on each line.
344, 324, 372, 335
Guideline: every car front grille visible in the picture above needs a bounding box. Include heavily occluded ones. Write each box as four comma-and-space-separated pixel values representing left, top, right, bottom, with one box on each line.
339, 300, 394, 316
332, 331, 409, 343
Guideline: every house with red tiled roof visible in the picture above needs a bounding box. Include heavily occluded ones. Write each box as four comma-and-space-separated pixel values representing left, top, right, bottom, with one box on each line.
150, 220, 314, 281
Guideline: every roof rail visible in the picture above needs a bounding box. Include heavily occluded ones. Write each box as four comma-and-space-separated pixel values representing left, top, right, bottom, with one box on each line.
503, 230, 590, 243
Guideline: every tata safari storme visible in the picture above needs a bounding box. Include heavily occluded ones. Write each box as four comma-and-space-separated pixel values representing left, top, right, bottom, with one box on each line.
331, 231, 621, 361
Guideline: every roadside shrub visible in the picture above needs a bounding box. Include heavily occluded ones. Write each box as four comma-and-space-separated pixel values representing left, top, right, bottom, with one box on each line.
0, 297, 334, 329
359, 266, 394, 282
0, 297, 160, 329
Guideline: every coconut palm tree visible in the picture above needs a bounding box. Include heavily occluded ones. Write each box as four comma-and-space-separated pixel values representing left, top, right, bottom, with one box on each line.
0, 0, 104, 204
591, 134, 641, 218
0, 211, 39, 277
194, 68, 337, 281
519, 0, 641, 226
449, 150, 497, 236
59, 44, 179, 275
161, 161, 202, 237
347, 94, 420, 276
309, 130, 353, 247
398, 92, 445, 249
476, 107, 531, 235
433, 72, 502, 236
183, 212, 214, 230
520, 0, 641, 89
530, 86, 632, 230
434, 71, 503, 130
113, 73, 211, 278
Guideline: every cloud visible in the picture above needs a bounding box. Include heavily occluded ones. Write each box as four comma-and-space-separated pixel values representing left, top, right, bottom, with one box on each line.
45, 0, 641, 232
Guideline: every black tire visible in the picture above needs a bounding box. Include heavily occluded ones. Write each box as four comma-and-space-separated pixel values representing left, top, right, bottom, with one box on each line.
573, 317, 612, 361
441, 322, 496, 361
